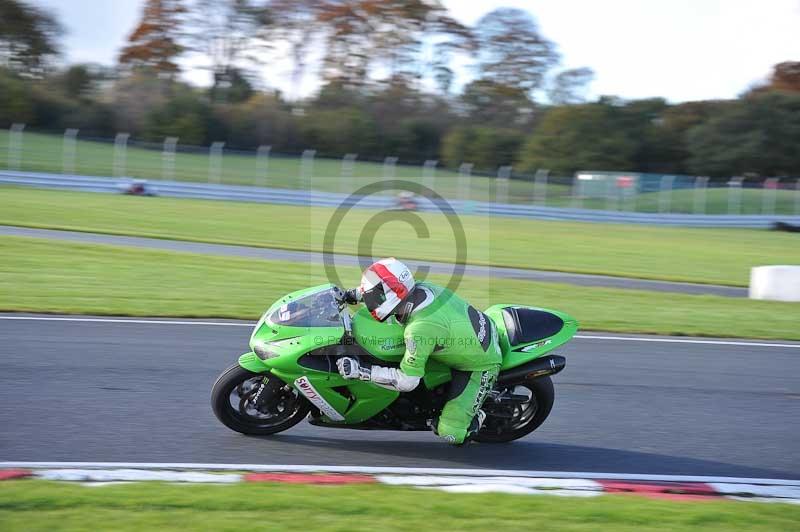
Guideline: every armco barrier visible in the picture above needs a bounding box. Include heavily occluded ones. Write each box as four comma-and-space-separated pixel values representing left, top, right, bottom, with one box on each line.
3, 170, 800, 228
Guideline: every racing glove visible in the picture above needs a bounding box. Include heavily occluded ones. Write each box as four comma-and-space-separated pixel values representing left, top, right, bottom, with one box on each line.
336, 357, 420, 392
337, 357, 371, 380
332, 287, 362, 305
343, 287, 362, 304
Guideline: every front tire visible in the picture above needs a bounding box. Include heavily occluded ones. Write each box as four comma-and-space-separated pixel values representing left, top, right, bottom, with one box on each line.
474, 376, 555, 443
211, 365, 309, 435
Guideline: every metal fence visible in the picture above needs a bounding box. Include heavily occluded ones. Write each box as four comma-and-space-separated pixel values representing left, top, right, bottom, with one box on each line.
2, 125, 800, 216
3, 169, 800, 228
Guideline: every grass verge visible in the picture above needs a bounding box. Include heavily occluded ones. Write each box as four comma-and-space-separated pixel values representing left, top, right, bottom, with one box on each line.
3, 187, 799, 287
571, 187, 800, 216
3, 131, 798, 213
1, 480, 798, 532
1, 236, 798, 340
0, 130, 563, 203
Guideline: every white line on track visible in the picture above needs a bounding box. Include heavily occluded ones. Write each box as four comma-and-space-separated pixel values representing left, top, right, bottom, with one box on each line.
0, 316, 251, 327
1, 315, 798, 348
1, 462, 799, 485
574, 334, 800, 349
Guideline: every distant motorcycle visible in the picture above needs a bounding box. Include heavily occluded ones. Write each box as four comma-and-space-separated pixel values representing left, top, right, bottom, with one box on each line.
212, 284, 577, 442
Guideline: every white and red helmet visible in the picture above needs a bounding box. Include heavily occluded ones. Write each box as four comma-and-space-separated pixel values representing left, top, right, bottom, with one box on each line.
360, 258, 415, 322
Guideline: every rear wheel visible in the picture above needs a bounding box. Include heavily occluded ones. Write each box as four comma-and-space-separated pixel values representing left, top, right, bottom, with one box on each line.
211, 365, 309, 435
474, 376, 554, 443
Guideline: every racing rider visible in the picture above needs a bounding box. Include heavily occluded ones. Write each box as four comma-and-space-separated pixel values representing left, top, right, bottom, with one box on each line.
334, 258, 502, 445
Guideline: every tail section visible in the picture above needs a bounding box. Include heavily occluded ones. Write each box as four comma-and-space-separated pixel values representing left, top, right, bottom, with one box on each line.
485, 305, 578, 371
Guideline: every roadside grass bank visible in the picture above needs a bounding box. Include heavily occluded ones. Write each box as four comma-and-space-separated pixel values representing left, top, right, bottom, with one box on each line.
0, 130, 565, 203
562, 187, 799, 215
3, 131, 797, 214
1, 236, 797, 340
1, 480, 797, 532
3, 187, 798, 287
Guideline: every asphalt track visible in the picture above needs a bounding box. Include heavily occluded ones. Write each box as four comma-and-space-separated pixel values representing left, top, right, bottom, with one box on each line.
0, 225, 745, 297
1, 314, 798, 479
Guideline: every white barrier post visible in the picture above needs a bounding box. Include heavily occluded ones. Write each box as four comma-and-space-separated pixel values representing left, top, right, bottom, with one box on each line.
458, 163, 473, 202
750, 266, 800, 302
533, 168, 548, 206
383, 156, 398, 180
300, 149, 315, 190
618, 175, 636, 212
605, 174, 618, 211
208, 141, 224, 184
796, 179, 800, 215
727, 176, 744, 215
162, 137, 178, 180
762, 177, 779, 215
693, 176, 709, 214
113, 133, 130, 177
497, 166, 511, 205
8, 123, 25, 170
255, 145, 271, 187
62, 128, 79, 174
422, 159, 437, 191
658, 175, 675, 213
571, 173, 588, 209
340, 153, 357, 194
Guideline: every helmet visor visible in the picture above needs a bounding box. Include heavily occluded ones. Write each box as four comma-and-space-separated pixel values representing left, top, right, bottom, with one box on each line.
362, 283, 386, 312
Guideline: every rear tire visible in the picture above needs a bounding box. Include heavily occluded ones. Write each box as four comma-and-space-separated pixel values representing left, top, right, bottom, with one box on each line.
474, 376, 554, 443
211, 365, 309, 436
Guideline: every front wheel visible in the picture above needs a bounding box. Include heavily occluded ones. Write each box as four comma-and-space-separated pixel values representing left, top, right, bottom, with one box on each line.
474, 376, 555, 443
211, 365, 310, 435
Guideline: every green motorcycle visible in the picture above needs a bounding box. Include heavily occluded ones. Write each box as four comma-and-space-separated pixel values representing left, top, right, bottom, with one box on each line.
212, 284, 577, 443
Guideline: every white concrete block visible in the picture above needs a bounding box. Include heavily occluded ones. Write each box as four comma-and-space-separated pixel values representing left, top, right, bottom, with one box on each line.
749, 265, 800, 302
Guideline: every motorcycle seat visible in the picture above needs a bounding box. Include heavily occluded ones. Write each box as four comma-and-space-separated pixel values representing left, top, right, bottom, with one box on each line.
502, 307, 565, 346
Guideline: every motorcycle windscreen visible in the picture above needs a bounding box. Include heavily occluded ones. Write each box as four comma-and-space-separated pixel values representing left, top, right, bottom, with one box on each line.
267, 287, 343, 328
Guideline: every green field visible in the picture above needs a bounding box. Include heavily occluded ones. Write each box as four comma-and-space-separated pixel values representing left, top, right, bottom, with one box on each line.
4, 130, 798, 213
572, 187, 800, 215
0, 130, 570, 203
2, 236, 798, 339
1, 480, 796, 532
3, 187, 799, 287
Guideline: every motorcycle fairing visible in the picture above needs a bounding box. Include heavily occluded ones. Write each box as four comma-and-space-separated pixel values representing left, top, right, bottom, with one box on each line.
239, 284, 577, 424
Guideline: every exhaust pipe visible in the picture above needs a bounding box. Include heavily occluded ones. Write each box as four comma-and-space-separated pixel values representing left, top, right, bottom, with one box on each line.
497, 355, 566, 385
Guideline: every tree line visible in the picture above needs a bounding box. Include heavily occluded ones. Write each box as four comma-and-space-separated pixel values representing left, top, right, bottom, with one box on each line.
1, 0, 799, 178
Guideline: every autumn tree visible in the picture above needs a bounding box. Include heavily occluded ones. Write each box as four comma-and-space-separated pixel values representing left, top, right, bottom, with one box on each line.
629, 100, 722, 174
188, 0, 271, 97
687, 92, 800, 177
461, 79, 535, 129
307, 1, 472, 90
118, 0, 187, 75
767, 61, 800, 92
269, 0, 318, 97
364, 80, 451, 160
548, 67, 594, 104
369, 0, 472, 87
311, 2, 370, 88
519, 102, 638, 174
441, 126, 523, 171
0, 67, 33, 124
474, 8, 558, 95
431, 43, 456, 94
0, 0, 62, 76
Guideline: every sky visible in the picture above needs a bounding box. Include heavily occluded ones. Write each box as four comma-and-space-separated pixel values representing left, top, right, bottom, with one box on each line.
31, 0, 800, 103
